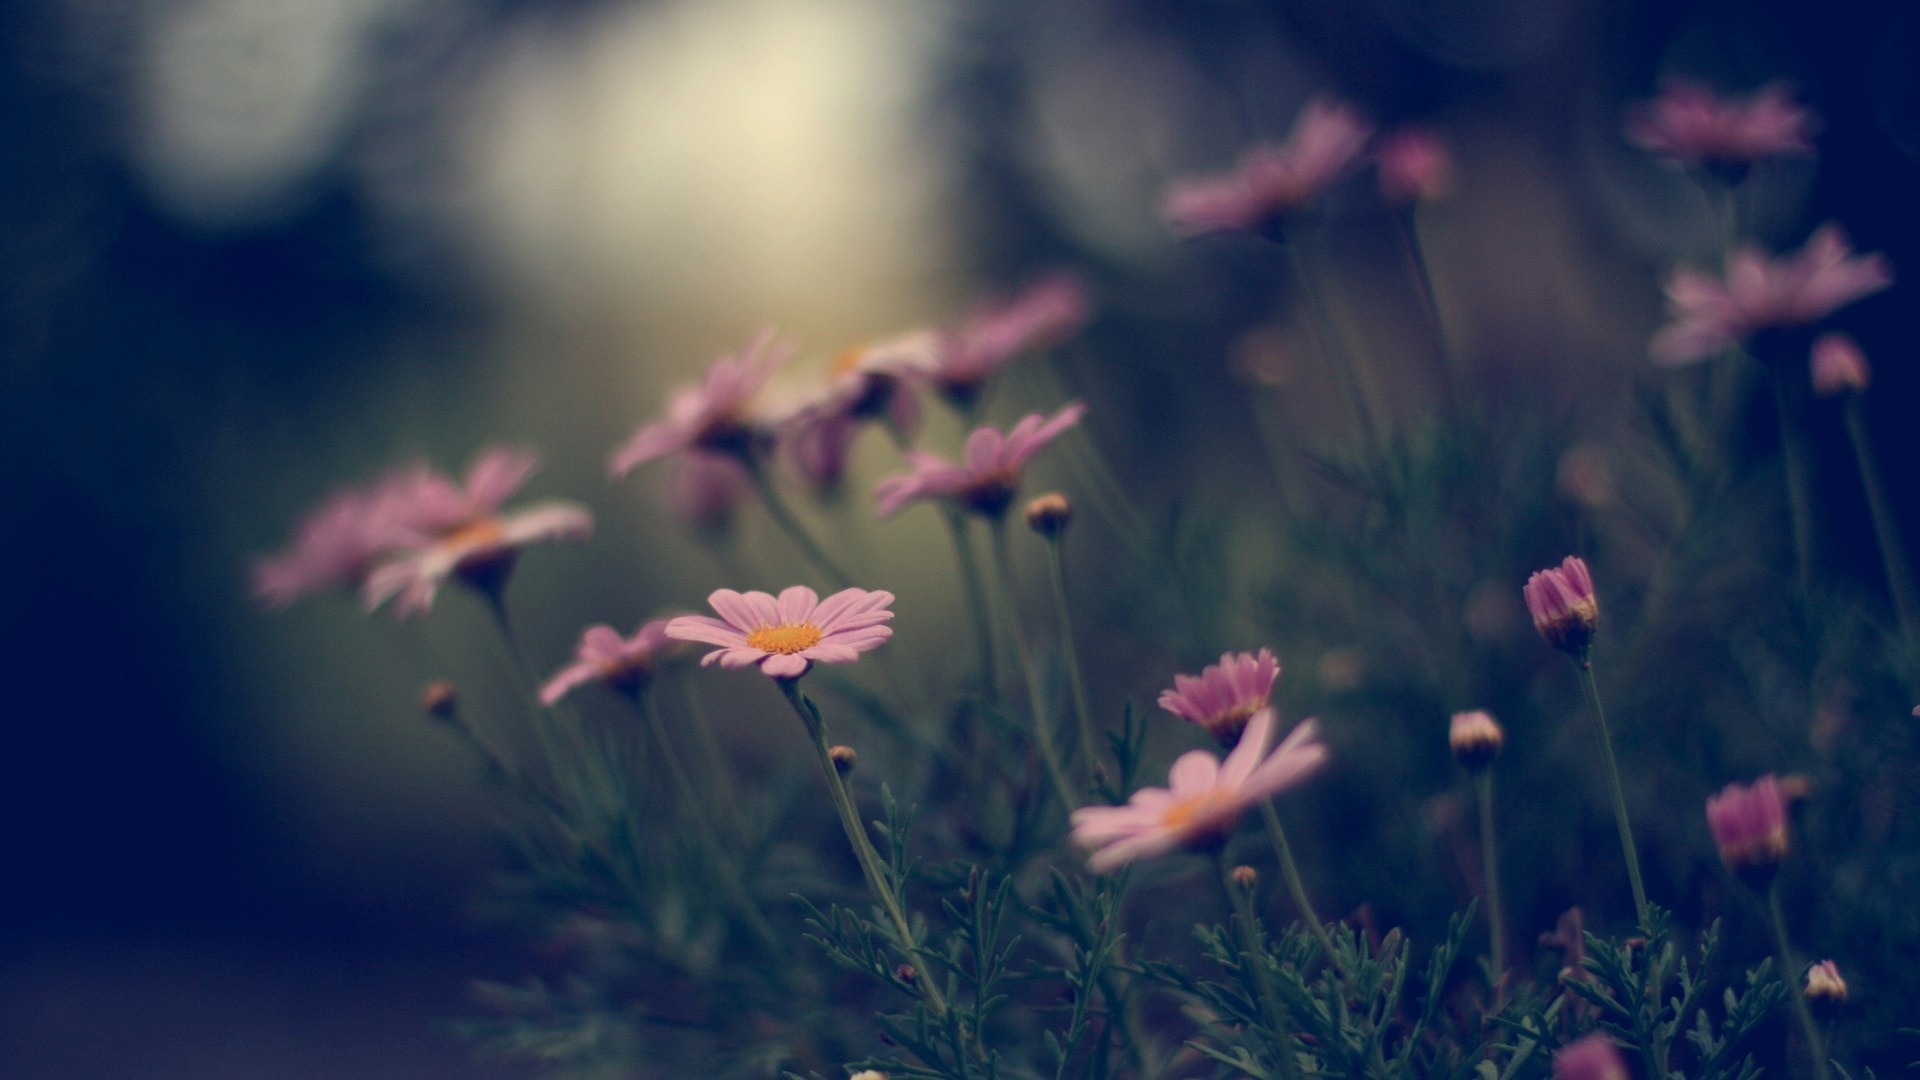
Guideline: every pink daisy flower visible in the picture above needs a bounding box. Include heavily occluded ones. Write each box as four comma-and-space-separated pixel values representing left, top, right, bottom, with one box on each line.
1524, 555, 1599, 655
1373, 126, 1454, 205
930, 275, 1092, 407
1626, 81, 1816, 173
776, 332, 932, 490
1162, 97, 1373, 236
1158, 648, 1281, 749
610, 330, 793, 478
1706, 773, 1790, 889
665, 585, 895, 679
1650, 224, 1893, 366
1070, 707, 1327, 873
1810, 331, 1871, 397
541, 619, 676, 704
1552, 1034, 1629, 1080
253, 484, 402, 609
361, 448, 592, 618
662, 450, 753, 533
874, 401, 1086, 519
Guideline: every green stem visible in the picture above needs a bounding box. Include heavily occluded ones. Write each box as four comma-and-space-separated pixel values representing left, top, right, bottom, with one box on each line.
1392, 209, 1461, 417
1475, 769, 1508, 979
988, 517, 1080, 813
1844, 398, 1920, 655
480, 591, 593, 801
743, 455, 855, 590
1043, 535, 1099, 782
1257, 799, 1339, 968
945, 508, 1001, 701
1576, 657, 1651, 928
1287, 239, 1385, 461
1220, 851, 1306, 1080
1770, 368, 1816, 602
777, 679, 952, 1021
1766, 886, 1832, 1080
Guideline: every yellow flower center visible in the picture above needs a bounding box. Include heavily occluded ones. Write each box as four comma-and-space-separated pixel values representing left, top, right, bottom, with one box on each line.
443, 517, 507, 549
1160, 790, 1232, 831
745, 623, 825, 654
831, 345, 869, 380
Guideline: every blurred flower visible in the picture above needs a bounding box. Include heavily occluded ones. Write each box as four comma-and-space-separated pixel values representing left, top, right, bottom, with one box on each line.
1626, 81, 1815, 175
420, 680, 459, 720
1706, 774, 1790, 890
1158, 648, 1280, 749
874, 402, 1086, 519
1524, 556, 1598, 654
361, 448, 592, 618
1163, 97, 1372, 236
1804, 959, 1847, 1019
610, 329, 793, 477
253, 483, 404, 609
931, 275, 1091, 408
1552, 1034, 1628, 1080
1651, 224, 1893, 366
666, 585, 894, 679
1556, 444, 1617, 508
1449, 710, 1504, 770
1025, 492, 1073, 537
541, 620, 676, 704
1070, 707, 1326, 873
1810, 332, 1871, 396
663, 450, 753, 533
775, 332, 930, 491
1374, 127, 1454, 205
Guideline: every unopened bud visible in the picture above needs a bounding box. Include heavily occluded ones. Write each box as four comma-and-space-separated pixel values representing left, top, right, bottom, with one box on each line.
1024, 492, 1073, 537
1523, 556, 1598, 655
1230, 865, 1258, 890
1449, 710, 1504, 770
893, 964, 916, 985
829, 745, 858, 774
849, 1072, 889, 1080
1804, 960, 1847, 1019
1810, 333, 1870, 397
421, 680, 459, 720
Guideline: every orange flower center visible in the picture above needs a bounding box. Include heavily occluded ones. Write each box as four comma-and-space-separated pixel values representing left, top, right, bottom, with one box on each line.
1160, 790, 1232, 831
831, 345, 868, 380
745, 623, 825, 655
443, 518, 507, 549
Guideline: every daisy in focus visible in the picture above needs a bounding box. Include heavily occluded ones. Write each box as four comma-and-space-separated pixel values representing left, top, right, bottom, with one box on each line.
874, 401, 1086, 519
666, 586, 895, 679
541, 619, 677, 705
1626, 81, 1815, 175
1158, 648, 1281, 749
1070, 707, 1326, 873
1650, 224, 1892, 366
610, 329, 793, 478
1162, 97, 1372, 237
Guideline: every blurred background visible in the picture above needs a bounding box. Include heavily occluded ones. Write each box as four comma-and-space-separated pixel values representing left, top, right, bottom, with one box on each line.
3, 0, 1918, 1074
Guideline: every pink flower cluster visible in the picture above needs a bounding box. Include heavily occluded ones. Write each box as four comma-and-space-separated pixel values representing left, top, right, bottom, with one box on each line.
254, 448, 591, 618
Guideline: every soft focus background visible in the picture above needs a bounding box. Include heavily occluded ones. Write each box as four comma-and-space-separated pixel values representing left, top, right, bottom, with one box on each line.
4, 0, 1919, 1075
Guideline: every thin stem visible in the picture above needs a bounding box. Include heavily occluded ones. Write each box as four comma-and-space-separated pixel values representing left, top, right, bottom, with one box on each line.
1766, 886, 1833, 1080
1043, 534, 1100, 782
1392, 209, 1461, 417
1475, 769, 1508, 979
1287, 240, 1385, 460
988, 517, 1080, 813
634, 690, 784, 956
944, 508, 1001, 701
1844, 398, 1920, 654
743, 455, 855, 590
1770, 368, 1816, 602
1576, 657, 1651, 928
777, 679, 953, 1021
1220, 851, 1306, 1080
1258, 800, 1339, 966
480, 591, 592, 801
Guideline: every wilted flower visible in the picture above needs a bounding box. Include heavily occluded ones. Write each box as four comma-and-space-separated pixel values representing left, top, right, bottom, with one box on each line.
360, 449, 592, 618
874, 402, 1086, 519
1163, 97, 1373, 236
1552, 1034, 1629, 1080
666, 585, 895, 679
1626, 81, 1815, 175
1449, 710, 1504, 770
931, 275, 1091, 408
610, 330, 792, 477
1070, 707, 1326, 873
1804, 959, 1847, 1019
1706, 773, 1790, 890
1158, 649, 1281, 749
541, 620, 676, 704
1374, 127, 1454, 205
1810, 332, 1871, 396
1651, 224, 1893, 366
1524, 556, 1599, 655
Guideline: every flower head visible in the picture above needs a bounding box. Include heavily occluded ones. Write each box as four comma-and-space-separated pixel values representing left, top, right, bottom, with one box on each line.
931, 275, 1091, 407
361, 448, 592, 618
253, 484, 403, 609
874, 402, 1086, 519
1374, 127, 1454, 205
1163, 97, 1373, 236
611, 330, 792, 477
1158, 649, 1281, 749
1070, 708, 1326, 873
768, 332, 932, 491
541, 620, 677, 704
1524, 556, 1599, 654
1804, 960, 1847, 1019
1627, 81, 1816, 175
1706, 773, 1790, 890
666, 585, 895, 679
1810, 332, 1871, 397
1552, 1034, 1629, 1080
663, 450, 753, 533
1651, 224, 1893, 366
1449, 710, 1505, 770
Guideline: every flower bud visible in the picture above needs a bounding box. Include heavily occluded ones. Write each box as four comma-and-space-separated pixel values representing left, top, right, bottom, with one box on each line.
1025, 492, 1073, 537
1810, 333, 1870, 397
1804, 960, 1847, 1020
893, 964, 916, 985
1705, 774, 1790, 891
1449, 710, 1504, 770
829, 745, 858, 775
1523, 556, 1598, 654
1552, 1034, 1628, 1080
421, 680, 459, 720
1230, 865, 1258, 891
